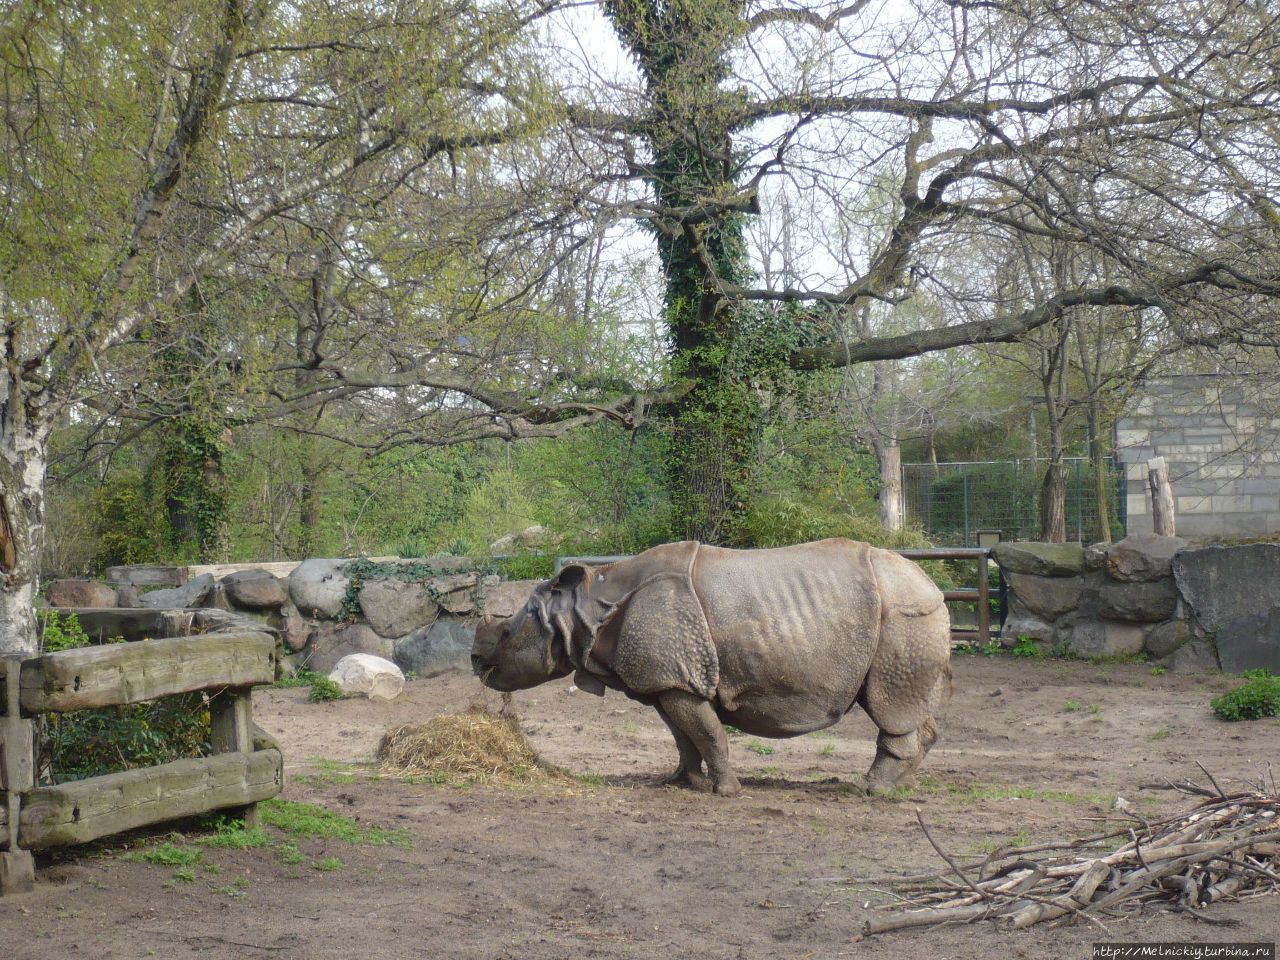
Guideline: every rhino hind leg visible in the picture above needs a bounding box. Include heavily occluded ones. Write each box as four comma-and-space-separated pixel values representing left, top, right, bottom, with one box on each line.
656, 690, 741, 796
860, 604, 952, 795
654, 702, 710, 791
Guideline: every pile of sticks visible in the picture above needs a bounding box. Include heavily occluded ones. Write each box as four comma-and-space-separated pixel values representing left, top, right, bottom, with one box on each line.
859, 774, 1280, 937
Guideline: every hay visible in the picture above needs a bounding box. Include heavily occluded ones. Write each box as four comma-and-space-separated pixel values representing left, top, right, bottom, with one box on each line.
377, 705, 565, 784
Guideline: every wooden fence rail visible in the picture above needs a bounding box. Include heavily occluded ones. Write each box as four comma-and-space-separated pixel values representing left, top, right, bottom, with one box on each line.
0, 632, 283, 895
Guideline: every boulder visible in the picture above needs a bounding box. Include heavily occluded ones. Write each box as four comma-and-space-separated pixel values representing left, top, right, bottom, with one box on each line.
304, 622, 392, 674
1162, 639, 1220, 674
357, 578, 440, 638
192, 608, 279, 640
1006, 573, 1081, 620
393, 618, 476, 677
489, 535, 516, 553
1174, 544, 1280, 672
222, 569, 288, 610
139, 573, 216, 609
1097, 578, 1178, 623
46, 580, 118, 608
991, 542, 1083, 578
288, 559, 350, 619
1144, 619, 1186, 658
482, 580, 540, 618
1082, 542, 1109, 572
515, 524, 548, 547
329, 654, 405, 701
1105, 533, 1188, 583
1065, 618, 1145, 659
431, 572, 498, 615
280, 614, 312, 653
999, 613, 1055, 646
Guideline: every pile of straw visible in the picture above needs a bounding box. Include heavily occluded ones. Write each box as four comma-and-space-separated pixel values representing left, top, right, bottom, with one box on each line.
377, 706, 564, 784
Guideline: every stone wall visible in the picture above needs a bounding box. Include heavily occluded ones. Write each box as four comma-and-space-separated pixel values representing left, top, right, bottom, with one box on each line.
1116, 374, 1280, 538
45, 559, 540, 680
994, 537, 1280, 673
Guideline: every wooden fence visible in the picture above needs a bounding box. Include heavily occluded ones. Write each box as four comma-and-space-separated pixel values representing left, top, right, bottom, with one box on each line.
1, 632, 283, 894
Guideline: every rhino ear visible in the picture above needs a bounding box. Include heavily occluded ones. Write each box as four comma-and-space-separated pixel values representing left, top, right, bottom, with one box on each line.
550, 563, 589, 592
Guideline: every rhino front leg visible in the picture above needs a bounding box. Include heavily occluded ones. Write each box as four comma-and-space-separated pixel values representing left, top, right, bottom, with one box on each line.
656, 690, 741, 797
654, 703, 710, 791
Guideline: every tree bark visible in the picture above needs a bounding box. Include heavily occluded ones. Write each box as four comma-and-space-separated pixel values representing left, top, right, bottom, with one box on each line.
0, 435, 48, 657
1087, 401, 1113, 543
1148, 456, 1176, 537
873, 439, 904, 531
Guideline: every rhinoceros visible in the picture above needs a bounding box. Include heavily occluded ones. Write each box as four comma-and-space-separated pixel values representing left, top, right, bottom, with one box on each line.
472, 538, 951, 795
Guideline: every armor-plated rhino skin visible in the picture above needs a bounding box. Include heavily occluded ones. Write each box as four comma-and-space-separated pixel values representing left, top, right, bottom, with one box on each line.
472, 539, 951, 795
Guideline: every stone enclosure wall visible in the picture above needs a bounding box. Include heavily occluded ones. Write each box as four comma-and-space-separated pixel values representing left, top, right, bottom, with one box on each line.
44, 558, 539, 679
1117, 375, 1280, 538
995, 537, 1280, 673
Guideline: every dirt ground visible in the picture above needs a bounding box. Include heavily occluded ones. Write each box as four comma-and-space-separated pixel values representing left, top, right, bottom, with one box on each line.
3, 655, 1279, 960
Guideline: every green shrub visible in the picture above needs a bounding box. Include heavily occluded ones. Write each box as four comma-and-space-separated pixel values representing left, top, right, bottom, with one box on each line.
37, 609, 92, 652
1010, 635, 1045, 659
308, 674, 346, 702
1211, 669, 1280, 721
37, 613, 211, 783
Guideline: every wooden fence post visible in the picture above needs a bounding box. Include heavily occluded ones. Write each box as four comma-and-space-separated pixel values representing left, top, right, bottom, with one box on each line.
210, 686, 260, 827
1, 656, 35, 894
1147, 456, 1176, 537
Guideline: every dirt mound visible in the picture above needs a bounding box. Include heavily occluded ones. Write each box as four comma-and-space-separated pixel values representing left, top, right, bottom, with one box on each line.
377, 707, 565, 784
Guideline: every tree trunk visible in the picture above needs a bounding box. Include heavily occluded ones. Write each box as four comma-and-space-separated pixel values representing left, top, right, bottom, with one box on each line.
1087, 402, 1113, 543
606, 0, 757, 545
0, 434, 48, 657
873, 439, 904, 531
1039, 457, 1067, 543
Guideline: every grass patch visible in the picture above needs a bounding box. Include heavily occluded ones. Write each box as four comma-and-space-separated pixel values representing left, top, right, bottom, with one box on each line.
125, 841, 202, 866
193, 823, 271, 850
260, 798, 411, 848
818, 743, 835, 757
911, 777, 1108, 806
311, 856, 344, 872
276, 843, 306, 865
745, 740, 775, 756
1087, 652, 1147, 665
1150, 728, 1171, 741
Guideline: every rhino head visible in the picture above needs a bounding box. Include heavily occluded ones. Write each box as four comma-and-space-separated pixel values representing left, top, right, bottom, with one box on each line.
471, 565, 613, 692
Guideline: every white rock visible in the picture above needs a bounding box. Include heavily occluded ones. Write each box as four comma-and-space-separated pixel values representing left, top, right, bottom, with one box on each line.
328, 654, 405, 701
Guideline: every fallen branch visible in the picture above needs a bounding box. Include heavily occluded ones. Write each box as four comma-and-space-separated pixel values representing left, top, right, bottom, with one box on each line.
857, 772, 1280, 938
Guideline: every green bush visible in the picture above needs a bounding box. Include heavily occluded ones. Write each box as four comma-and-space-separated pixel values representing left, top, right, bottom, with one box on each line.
36, 612, 211, 783
38, 609, 93, 652
308, 674, 346, 702
1211, 669, 1280, 721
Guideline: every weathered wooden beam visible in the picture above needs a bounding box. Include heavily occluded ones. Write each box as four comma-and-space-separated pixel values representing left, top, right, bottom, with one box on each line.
210, 687, 254, 754
1147, 456, 1176, 537
0, 850, 34, 894
19, 633, 276, 714
210, 686, 260, 827
18, 749, 283, 850
105, 565, 188, 587
50, 608, 194, 644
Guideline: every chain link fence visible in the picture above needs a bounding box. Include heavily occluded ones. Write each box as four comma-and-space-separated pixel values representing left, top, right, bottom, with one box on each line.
903, 458, 1126, 545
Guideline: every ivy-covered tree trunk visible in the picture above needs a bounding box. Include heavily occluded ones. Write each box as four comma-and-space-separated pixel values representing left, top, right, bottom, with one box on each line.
156, 290, 230, 562
606, 0, 758, 544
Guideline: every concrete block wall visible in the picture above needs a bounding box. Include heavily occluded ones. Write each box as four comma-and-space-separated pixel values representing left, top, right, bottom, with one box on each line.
1116, 375, 1280, 538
